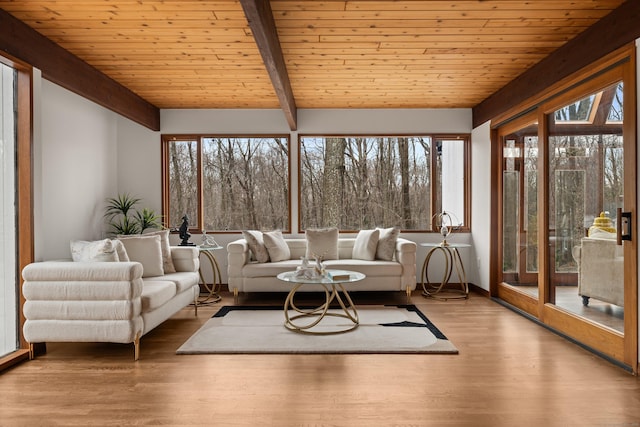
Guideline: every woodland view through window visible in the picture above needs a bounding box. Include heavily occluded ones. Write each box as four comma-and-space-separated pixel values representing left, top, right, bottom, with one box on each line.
163, 135, 290, 232
299, 135, 470, 231
163, 134, 469, 233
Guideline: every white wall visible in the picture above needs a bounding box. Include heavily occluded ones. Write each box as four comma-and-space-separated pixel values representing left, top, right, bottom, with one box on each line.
117, 108, 485, 286
34, 79, 119, 260
471, 122, 492, 291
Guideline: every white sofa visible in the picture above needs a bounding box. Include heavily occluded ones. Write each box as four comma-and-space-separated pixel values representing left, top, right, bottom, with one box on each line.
573, 235, 624, 307
22, 246, 200, 360
227, 237, 417, 297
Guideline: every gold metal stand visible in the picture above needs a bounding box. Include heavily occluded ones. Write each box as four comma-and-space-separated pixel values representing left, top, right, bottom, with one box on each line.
196, 247, 223, 305
421, 243, 469, 300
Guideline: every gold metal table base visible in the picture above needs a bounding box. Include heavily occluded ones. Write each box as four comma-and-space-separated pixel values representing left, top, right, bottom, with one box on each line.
284, 282, 359, 335
421, 245, 469, 300
196, 249, 222, 305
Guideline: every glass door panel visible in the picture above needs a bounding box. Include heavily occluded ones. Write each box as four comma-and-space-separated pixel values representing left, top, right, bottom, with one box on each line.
548, 81, 624, 333
501, 118, 539, 302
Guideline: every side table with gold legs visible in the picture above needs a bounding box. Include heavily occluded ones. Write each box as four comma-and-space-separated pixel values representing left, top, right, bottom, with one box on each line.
196, 246, 223, 304
420, 242, 470, 300
277, 270, 366, 335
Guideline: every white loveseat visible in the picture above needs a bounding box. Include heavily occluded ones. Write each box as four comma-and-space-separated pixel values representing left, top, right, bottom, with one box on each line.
227, 233, 417, 298
22, 245, 200, 360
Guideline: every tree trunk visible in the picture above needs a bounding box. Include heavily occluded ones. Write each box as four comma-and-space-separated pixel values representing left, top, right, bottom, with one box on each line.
399, 137, 412, 228
322, 138, 346, 228
169, 142, 183, 228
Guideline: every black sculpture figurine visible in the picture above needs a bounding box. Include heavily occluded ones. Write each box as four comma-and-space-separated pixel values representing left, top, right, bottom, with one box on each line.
178, 214, 195, 246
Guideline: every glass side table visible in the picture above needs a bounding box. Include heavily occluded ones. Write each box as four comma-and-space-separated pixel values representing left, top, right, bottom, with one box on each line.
197, 245, 223, 304
420, 242, 471, 300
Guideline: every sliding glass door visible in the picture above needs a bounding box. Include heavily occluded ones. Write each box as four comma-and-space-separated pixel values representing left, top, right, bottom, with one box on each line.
547, 80, 626, 333
495, 50, 637, 369
0, 62, 17, 358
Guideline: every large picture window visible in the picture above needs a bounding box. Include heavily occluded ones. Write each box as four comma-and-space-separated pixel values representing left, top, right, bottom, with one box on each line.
299, 135, 470, 232
162, 135, 290, 232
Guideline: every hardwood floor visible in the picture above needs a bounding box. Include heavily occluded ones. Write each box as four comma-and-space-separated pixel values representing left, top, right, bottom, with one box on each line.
2, 291, 640, 426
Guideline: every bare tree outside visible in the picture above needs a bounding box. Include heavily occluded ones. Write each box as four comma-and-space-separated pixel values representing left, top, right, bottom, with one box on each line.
300, 136, 439, 231
168, 136, 289, 231
168, 140, 198, 229
322, 137, 347, 227
165, 134, 468, 233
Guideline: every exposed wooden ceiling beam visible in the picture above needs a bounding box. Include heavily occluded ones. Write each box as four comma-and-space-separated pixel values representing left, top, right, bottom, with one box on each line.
472, 0, 640, 128
0, 8, 160, 131
240, 0, 297, 130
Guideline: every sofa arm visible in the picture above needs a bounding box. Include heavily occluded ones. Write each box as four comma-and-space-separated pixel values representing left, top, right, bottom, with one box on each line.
22, 261, 144, 301
170, 246, 199, 272
396, 238, 417, 291
21, 261, 146, 357
227, 239, 250, 291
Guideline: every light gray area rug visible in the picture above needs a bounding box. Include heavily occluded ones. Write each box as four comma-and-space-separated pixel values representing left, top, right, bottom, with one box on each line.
177, 305, 458, 354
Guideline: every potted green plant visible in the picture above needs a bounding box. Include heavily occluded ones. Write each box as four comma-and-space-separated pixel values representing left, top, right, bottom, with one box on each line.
105, 193, 162, 235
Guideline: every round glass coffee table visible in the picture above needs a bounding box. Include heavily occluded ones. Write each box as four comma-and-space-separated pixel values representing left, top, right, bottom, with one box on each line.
277, 269, 365, 335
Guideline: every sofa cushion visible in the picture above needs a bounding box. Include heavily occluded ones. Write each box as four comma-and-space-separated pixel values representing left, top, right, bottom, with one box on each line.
376, 227, 400, 261
263, 230, 291, 262
242, 259, 401, 278
323, 259, 402, 276
145, 272, 199, 293
242, 260, 302, 278
117, 235, 164, 277
352, 229, 380, 261
305, 227, 339, 260
141, 281, 176, 312
242, 230, 270, 263
70, 239, 119, 262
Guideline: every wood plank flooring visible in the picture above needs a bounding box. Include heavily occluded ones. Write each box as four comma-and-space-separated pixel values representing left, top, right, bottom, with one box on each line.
2, 291, 640, 427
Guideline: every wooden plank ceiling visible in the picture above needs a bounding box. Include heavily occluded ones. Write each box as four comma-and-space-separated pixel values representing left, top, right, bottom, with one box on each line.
0, 0, 626, 112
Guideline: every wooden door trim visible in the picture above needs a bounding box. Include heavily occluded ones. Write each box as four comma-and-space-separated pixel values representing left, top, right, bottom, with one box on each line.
541, 304, 625, 362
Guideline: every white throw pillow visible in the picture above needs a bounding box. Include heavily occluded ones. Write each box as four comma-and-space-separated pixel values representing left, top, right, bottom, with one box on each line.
142, 229, 176, 273
352, 229, 380, 261
113, 239, 129, 261
376, 227, 400, 261
242, 230, 270, 263
70, 239, 119, 262
117, 235, 164, 277
263, 230, 291, 262
305, 227, 339, 260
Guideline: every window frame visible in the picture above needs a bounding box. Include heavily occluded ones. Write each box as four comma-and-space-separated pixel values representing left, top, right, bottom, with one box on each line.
161, 134, 292, 233
0, 53, 33, 371
297, 133, 471, 233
